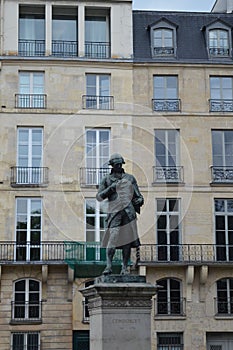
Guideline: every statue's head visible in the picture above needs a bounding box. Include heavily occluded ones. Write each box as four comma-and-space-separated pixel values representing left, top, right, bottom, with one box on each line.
108, 153, 125, 166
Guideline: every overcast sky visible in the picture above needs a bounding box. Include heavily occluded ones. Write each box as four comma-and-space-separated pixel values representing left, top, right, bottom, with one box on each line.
133, 0, 216, 12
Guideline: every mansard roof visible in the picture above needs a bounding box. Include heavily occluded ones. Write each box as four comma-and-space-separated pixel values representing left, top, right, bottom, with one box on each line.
133, 11, 233, 63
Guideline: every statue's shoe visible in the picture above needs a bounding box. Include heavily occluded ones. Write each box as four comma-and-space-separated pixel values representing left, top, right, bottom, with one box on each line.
102, 267, 112, 275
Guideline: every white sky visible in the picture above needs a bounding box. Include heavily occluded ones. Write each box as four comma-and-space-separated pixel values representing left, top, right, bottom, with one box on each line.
133, 0, 216, 12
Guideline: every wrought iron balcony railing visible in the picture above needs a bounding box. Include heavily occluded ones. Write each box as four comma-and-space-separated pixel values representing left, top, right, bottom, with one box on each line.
85, 41, 110, 58
153, 166, 184, 183
18, 39, 45, 56
80, 167, 110, 186
11, 301, 42, 323
209, 47, 230, 56
215, 297, 233, 315
152, 99, 181, 112
0, 242, 65, 263
209, 99, 233, 112
158, 346, 184, 350
82, 95, 114, 110
153, 47, 174, 55
15, 94, 47, 109
11, 167, 49, 186
211, 166, 233, 183
51, 40, 78, 57
139, 244, 233, 264
154, 298, 186, 316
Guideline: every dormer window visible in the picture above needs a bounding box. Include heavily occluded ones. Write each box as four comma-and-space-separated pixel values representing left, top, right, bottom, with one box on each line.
209, 29, 229, 56
150, 19, 177, 58
204, 20, 232, 59
153, 28, 174, 56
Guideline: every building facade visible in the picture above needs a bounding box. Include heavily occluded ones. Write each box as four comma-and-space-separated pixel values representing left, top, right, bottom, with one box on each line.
0, 0, 233, 349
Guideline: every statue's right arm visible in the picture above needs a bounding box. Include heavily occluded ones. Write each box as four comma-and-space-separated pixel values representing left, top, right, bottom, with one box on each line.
96, 178, 116, 201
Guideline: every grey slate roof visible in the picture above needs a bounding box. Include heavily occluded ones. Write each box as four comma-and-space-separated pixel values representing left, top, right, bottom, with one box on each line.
133, 11, 233, 63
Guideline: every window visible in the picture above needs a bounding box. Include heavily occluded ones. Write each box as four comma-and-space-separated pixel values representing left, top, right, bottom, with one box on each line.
52, 6, 78, 57
153, 76, 180, 111
215, 199, 233, 261
15, 198, 42, 261
156, 278, 183, 315
216, 278, 233, 315
19, 5, 45, 56
209, 29, 230, 57
84, 74, 113, 110
210, 77, 233, 112
81, 129, 110, 186
12, 332, 40, 350
85, 199, 107, 261
157, 332, 183, 350
154, 130, 182, 183
150, 19, 177, 58
83, 280, 94, 322
15, 128, 44, 185
156, 199, 181, 261
211, 130, 233, 183
153, 28, 174, 56
17, 72, 46, 109
73, 330, 89, 350
85, 9, 110, 58
12, 279, 41, 321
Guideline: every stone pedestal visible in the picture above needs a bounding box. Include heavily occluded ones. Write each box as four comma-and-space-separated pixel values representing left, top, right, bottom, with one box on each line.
80, 275, 158, 350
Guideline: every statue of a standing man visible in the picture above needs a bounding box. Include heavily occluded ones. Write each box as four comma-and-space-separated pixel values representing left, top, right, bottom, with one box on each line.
96, 153, 144, 275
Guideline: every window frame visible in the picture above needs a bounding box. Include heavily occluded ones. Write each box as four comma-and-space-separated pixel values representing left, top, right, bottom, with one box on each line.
15, 197, 42, 262
11, 331, 40, 350
156, 278, 183, 316
153, 75, 180, 112
13, 278, 41, 321
18, 71, 45, 109
155, 198, 181, 262
216, 278, 233, 315
85, 73, 112, 110
150, 20, 177, 58
206, 22, 232, 59
157, 332, 183, 350
214, 199, 233, 262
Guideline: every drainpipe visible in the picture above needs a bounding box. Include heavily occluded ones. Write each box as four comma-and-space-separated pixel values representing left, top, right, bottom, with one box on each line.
0, 0, 4, 55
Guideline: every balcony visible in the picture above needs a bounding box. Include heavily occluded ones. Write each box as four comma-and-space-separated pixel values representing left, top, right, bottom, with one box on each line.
209, 47, 230, 57
0, 241, 65, 264
64, 241, 122, 277
80, 167, 110, 186
152, 98, 181, 112
18, 39, 45, 56
82, 95, 114, 110
209, 99, 233, 112
215, 297, 233, 316
52, 40, 78, 57
153, 47, 174, 56
15, 94, 47, 109
154, 298, 186, 316
11, 301, 42, 324
158, 346, 183, 350
211, 166, 233, 184
153, 166, 184, 184
139, 244, 233, 265
85, 41, 110, 58
11, 167, 49, 187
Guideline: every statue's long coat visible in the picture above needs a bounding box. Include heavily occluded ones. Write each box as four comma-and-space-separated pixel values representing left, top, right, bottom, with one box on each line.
96, 170, 144, 248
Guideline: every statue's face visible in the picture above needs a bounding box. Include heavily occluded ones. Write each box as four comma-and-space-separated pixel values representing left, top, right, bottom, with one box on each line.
112, 162, 123, 172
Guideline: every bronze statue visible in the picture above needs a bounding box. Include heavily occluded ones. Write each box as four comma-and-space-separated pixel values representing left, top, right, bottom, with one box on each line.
96, 153, 144, 275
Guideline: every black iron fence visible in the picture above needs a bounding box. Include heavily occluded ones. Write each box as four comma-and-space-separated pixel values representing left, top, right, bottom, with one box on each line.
11, 301, 42, 322
15, 94, 47, 109
52, 40, 78, 57
153, 166, 184, 183
209, 99, 233, 112
85, 41, 110, 58
18, 40, 45, 56
152, 99, 181, 112
82, 95, 114, 110
79, 167, 110, 186
11, 167, 49, 186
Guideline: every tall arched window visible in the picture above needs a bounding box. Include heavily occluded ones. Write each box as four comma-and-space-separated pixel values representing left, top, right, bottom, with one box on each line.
156, 278, 183, 315
12, 279, 41, 321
